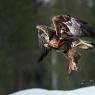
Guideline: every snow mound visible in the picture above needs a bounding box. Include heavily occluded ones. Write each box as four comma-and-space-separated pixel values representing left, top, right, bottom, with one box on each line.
9, 86, 95, 95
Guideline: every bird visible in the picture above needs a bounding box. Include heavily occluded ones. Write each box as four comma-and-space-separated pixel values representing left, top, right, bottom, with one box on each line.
36, 25, 93, 73
52, 15, 95, 38
36, 25, 71, 62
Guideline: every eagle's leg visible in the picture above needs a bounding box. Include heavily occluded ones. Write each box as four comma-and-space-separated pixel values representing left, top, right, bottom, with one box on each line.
67, 48, 80, 73
68, 59, 78, 74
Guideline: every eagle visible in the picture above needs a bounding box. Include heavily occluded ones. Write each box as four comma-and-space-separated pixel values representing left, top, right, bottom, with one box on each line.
36, 25, 93, 73
52, 15, 95, 38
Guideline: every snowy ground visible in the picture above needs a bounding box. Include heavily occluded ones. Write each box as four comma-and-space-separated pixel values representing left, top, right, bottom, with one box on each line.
10, 86, 95, 95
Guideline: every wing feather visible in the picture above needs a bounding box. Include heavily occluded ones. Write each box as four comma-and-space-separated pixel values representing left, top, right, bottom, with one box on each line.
37, 26, 51, 62
71, 17, 95, 37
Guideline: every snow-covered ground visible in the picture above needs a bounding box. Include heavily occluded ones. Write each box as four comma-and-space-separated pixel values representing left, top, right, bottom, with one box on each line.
9, 86, 95, 95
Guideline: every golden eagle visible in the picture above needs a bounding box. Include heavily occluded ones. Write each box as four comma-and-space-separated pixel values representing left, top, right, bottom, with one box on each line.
36, 25, 93, 73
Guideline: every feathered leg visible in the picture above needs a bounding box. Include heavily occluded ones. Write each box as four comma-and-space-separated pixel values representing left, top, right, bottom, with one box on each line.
67, 48, 80, 73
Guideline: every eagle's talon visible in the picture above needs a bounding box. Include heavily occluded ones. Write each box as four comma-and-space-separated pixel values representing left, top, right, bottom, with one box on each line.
68, 62, 78, 73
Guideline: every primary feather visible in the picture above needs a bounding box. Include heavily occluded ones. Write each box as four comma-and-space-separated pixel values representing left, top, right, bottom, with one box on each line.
52, 15, 95, 37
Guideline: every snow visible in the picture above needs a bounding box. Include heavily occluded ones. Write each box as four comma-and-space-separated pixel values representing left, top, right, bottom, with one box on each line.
9, 86, 95, 95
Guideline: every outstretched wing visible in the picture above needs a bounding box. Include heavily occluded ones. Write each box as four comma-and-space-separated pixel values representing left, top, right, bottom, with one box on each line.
37, 25, 51, 62
76, 18, 95, 37
52, 15, 70, 36
62, 15, 95, 37
36, 25, 56, 39
52, 15, 95, 38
